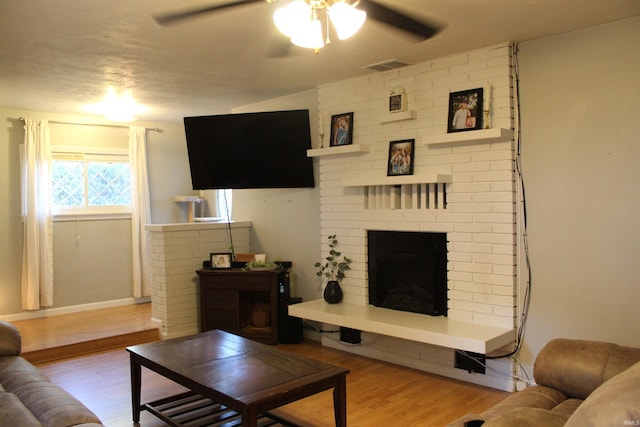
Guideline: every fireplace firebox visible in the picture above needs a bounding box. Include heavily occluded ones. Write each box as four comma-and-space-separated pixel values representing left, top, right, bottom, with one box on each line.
368, 230, 447, 317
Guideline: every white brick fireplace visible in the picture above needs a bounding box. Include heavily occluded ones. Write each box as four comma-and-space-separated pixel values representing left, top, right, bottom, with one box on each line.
291, 43, 522, 391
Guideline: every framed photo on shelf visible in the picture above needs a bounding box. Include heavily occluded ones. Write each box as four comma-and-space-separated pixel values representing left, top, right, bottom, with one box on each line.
387, 139, 415, 176
210, 253, 232, 269
447, 88, 483, 133
330, 112, 354, 147
389, 88, 407, 113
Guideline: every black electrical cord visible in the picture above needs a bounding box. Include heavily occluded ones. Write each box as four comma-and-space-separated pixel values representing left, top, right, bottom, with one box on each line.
486, 42, 532, 361
303, 320, 340, 333
222, 190, 235, 259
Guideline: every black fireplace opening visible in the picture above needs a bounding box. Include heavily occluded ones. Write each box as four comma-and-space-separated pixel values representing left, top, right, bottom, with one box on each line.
368, 230, 448, 317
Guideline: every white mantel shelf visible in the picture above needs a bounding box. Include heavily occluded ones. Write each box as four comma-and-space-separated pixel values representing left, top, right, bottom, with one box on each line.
288, 299, 516, 354
341, 173, 453, 188
307, 143, 370, 158
424, 128, 514, 146
380, 110, 417, 124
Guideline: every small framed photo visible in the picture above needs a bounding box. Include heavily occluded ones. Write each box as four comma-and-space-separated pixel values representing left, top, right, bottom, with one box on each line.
389, 88, 407, 113
387, 139, 415, 176
210, 253, 232, 269
448, 88, 484, 133
330, 112, 354, 147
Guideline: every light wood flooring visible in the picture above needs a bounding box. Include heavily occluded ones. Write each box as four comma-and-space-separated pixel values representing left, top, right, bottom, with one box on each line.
12, 304, 508, 426
13, 303, 159, 364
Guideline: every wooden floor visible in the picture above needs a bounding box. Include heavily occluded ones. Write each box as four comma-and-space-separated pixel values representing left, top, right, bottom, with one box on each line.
13, 304, 508, 426
13, 303, 159, 364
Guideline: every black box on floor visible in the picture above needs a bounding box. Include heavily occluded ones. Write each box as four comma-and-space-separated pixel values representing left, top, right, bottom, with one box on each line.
340, 327, 361, 344
454, 350, 486, 374
278, 297, 303, 344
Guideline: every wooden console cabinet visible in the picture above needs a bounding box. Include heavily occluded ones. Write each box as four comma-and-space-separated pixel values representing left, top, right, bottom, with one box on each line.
197, 268, 282, 345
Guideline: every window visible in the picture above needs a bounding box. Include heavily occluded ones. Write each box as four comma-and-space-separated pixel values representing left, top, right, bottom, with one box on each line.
51, 148, 131, 216
216, 189, 232, 220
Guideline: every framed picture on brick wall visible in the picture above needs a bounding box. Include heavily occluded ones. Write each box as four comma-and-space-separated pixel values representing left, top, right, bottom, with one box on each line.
389, 88, 407, 113
387, 139, 415, 176
448, 88, 483, 133
330, 112, 354, 146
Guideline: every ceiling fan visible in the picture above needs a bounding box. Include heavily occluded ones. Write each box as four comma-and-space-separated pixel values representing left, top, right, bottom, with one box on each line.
154, 0, 442, 54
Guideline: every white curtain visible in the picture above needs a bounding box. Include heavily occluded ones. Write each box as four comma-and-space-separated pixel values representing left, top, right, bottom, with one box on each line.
129, 126, 152, 298
21, 119, 54, 310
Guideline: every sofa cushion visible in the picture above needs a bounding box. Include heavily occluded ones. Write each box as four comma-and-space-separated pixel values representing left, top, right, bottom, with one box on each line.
482, 407, 567, 427
0, 392, 42, 426
483, 385, 567, 416
0, 356, 101, 426
16, 381, 102, 427
0, 356, 50, 392
549, 398, 582, 419
565, 360, 640, 427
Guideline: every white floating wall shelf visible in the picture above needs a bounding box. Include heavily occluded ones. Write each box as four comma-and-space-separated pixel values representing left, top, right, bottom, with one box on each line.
341, 174, 452, 187
424, 128, 514, 145
307, 143, 370, 158
380, 110, 417, 124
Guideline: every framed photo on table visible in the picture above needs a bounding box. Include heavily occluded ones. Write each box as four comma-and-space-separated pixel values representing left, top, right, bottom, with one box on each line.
448, 88, 483, 133
330, 112, 354, 146
210, 253, 232, 269
387, 139, 415, 176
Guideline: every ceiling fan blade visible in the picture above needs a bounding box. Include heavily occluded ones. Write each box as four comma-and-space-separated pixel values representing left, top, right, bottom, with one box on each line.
358, 0, 442, 40
153, 0, 264, 25
266, 35, 294, 58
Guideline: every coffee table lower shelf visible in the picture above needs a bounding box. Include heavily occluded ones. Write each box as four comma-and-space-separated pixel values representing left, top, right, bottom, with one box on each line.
142, 391, 300, 427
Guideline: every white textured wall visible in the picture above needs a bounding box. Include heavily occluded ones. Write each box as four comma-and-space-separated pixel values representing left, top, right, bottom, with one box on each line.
517, 17, 640, 370
231, 90, 322, 303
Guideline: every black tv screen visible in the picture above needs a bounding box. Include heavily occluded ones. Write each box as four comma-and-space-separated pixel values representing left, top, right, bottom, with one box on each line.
184, 109, 315, 189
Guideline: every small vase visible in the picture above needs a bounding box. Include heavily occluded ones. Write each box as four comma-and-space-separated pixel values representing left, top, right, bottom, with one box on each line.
250, 301, 270, 328
323, 280, 343, 304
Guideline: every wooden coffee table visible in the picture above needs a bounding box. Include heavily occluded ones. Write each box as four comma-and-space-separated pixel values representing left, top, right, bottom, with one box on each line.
127, 329, 349, 427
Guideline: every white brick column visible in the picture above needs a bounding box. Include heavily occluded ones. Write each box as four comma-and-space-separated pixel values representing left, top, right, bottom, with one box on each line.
146, 222, 251, 339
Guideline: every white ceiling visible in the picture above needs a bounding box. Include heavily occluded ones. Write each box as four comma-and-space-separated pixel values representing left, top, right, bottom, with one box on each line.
1, 0, 639, 122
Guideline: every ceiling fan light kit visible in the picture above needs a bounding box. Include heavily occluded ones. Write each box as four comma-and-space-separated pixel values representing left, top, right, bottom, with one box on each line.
274, 0, 366, 53
328, 2, 367, 40
291, 18, 325, 49
273, 1, 312, 38
153, 0, 441, 56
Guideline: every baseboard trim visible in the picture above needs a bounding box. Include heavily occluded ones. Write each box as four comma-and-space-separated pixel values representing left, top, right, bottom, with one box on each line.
0, 296, 151, 322
24, 328, 159, 364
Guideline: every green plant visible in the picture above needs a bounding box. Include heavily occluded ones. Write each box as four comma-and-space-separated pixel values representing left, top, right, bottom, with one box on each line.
245, 259, 279, 270
314, 234, 352, 282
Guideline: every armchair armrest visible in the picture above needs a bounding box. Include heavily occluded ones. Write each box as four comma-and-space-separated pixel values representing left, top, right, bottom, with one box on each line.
0, 321, 22, 356
534, 338, 640, 399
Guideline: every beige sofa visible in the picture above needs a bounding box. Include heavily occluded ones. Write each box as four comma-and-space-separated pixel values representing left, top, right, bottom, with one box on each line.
449, 338, 640, 426
0, 321, 103, 427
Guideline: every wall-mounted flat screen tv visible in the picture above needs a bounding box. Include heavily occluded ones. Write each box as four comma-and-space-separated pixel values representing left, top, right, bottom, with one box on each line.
184, 109, 315, 189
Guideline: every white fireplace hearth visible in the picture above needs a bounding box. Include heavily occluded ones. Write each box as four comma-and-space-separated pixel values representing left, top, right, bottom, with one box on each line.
289, 299, 515, 354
